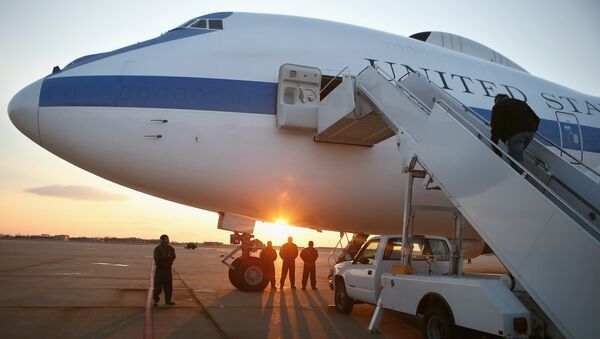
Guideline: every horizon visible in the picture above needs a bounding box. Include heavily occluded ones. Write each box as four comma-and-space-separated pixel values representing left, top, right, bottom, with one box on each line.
1, 233, 340, 248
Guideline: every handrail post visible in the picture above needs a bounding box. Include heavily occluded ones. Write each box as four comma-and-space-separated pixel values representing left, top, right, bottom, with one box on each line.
401, 171, 415, 267
320, 66, 351, 96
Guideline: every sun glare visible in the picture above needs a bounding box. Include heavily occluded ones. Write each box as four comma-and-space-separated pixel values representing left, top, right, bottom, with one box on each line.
254, 220, 313, 246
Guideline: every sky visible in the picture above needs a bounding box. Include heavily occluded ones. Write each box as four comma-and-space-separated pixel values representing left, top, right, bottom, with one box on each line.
0, 0, 598, 246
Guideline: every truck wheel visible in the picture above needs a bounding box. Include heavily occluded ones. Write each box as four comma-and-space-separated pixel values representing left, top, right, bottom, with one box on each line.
422, 306, 455, 339
334, 278, 354, 314
228, 257, 269, 292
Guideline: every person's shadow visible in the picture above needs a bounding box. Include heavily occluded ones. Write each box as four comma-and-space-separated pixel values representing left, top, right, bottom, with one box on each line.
202, 286, 377, 339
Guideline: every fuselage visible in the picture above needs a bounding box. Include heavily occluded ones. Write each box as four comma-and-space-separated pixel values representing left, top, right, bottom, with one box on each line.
8, 12, 600, 240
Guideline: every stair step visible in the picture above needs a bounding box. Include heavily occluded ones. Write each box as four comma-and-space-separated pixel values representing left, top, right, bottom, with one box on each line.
315, 112, 395, 146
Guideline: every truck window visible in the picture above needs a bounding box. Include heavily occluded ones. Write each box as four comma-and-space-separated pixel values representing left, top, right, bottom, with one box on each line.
412, 238, 450, 260
383, 238, 403, 260
412, 239, 425, 256
428, 239, 450, 258
355, 240, 380, 265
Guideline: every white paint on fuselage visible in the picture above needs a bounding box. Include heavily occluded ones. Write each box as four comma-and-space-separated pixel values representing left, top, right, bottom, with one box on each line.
39, 105, 473, 238
33, 13, 600, 243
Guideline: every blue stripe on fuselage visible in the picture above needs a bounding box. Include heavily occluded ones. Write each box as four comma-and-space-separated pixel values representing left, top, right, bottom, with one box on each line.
39, 75, 599, 152
40, 75, 277, 115
471, 107, 599, 153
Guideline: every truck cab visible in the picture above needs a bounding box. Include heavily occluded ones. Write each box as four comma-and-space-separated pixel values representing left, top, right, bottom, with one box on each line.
333, 234, 451, 305
332, 234, 531, 338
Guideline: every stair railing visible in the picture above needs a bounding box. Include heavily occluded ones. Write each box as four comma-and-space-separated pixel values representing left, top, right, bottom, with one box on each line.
327, 232, 352, 269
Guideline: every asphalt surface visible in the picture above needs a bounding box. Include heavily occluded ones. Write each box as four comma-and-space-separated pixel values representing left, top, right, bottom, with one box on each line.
0, 239, 505, 338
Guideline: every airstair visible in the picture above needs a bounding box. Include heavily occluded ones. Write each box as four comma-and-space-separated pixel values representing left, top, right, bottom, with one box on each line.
276, 64, 600, 338
326, 232, 370, 286
326, 232, 369, 269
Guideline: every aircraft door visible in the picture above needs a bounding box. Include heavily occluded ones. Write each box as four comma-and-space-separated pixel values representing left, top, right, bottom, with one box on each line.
345, 239, 379, 304
555, 111, 584, 163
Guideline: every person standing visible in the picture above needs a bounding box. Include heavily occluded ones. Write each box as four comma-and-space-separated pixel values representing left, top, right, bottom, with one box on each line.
279, 236, 298, 288
260, 240, 278, 289
300, 241, 319, 290
491, 94, 540, 173
153, 234, 176, 306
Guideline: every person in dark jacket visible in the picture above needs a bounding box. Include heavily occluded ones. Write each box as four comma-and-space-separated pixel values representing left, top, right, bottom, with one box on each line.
279, 236, 298, 288
259, 241, 278, 289
491, 94, 540, 173
300, 241, 319, 290
153, 234, 176, 306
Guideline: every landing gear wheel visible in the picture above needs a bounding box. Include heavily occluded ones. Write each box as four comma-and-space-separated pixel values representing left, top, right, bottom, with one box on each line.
227, 260, 243, 290
334, 279, 354, 314
228, 257, 269, 292
422, 306, 455, 339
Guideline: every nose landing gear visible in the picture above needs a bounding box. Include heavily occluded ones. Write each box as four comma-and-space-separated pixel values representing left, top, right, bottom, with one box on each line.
221, 232, 269, 292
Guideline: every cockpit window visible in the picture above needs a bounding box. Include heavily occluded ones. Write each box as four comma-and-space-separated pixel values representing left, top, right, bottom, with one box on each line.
209, 20, 223, 30
192, 20, 207, 29
177, 18, 223, 30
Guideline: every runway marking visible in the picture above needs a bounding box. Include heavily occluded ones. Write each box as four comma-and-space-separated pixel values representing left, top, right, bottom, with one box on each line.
144, 263, 155, 339
56, 272, 83, 275
172, 269, 227, 337
193, 288, 216, 293
92, 262, 129, 267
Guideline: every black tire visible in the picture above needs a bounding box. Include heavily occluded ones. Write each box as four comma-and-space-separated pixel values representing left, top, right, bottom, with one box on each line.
227, 257, 269, 292
422, 306, 455, 339
334, 278, 354, 314
227, 258, 243, 290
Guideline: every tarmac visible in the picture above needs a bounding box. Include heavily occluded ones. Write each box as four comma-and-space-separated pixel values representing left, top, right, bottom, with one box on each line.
0, 239, 506, 338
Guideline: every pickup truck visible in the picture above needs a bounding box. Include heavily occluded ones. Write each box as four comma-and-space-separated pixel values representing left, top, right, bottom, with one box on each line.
332, 234, 530, 338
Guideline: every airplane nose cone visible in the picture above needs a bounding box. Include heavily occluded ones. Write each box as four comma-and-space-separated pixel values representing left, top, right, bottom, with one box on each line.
8, 78, 43, 145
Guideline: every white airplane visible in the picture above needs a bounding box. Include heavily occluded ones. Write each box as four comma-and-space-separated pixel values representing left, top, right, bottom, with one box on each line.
8, 12, 600, 291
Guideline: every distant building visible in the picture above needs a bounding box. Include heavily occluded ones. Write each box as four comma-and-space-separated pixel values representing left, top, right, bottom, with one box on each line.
54, 234, 69, 241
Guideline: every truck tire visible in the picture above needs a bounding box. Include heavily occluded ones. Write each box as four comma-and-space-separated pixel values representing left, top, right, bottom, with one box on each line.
228, 257, 269, 292
422, 306, 455, 339
334, 278, 354, 314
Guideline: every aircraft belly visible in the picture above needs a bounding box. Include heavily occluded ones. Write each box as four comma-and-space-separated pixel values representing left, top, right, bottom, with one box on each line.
37, 106, 480, 239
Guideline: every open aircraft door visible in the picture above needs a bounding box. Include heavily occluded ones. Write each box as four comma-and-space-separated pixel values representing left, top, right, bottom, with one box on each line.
555, 111, 584, 163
